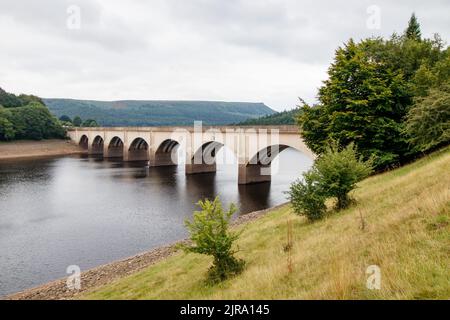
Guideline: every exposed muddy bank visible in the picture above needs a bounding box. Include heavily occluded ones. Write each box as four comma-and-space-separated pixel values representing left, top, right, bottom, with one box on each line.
0, 140, 84, 161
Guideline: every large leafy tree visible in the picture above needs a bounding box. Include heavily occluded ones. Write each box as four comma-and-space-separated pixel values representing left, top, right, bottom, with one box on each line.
298, 16, 449, 170
59, 115, 72, 123
299, 38, 411, 168
0, 88, 44, 108
73, 116, 82, 127
0, 87, 22, 108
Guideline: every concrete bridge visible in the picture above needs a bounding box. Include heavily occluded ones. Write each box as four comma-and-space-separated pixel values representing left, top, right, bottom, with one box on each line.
67, 125, 314, 184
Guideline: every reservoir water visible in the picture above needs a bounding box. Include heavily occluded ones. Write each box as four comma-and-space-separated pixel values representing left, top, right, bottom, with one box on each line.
0, 148, 312, 296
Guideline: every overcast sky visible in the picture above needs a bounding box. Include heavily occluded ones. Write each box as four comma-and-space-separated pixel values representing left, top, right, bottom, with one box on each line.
0, 0, 449, 111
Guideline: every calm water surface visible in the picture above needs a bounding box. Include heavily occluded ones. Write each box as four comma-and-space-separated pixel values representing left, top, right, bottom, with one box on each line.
0, 149, 312, 296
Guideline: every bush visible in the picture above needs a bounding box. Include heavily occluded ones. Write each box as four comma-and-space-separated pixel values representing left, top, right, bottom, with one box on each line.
288, 143, 372, 221
287, 171, 327, 221
315, 143, 373, 209
180, 197, 245, 284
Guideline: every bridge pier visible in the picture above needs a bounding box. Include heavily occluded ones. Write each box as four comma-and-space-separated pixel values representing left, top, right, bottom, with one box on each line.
150, 151, 178, 167
123, 149, 150, 162
104, 138, 124, 158
185, 163, 217, 174
238, 164, 271, 184
104, 145, 123, 158
89, 145, 103, 155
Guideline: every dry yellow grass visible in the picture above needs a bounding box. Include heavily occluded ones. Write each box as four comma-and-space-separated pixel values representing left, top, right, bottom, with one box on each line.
84, 147, 450, 300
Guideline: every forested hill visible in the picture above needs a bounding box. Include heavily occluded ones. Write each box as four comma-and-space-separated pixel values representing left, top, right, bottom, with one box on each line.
0, 87, 65, 141
43, 99, 275, 127
236, 108, 300, 125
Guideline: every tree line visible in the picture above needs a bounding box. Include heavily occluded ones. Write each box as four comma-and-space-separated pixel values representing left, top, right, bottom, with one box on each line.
58, 114, 98, 127
0, 88, 100, 141
236, 108, 300, 125
0, 88, 65, 141
298, 14, 449, 170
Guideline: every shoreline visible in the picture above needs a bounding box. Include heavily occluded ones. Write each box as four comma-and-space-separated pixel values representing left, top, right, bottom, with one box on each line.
4, 202, 289, 300
0, 139, 85, 161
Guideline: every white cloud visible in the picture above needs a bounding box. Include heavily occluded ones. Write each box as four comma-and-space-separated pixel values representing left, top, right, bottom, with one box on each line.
0, 0, 448, 111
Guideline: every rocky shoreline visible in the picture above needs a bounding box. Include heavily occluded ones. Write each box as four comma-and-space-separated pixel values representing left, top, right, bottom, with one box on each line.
4, 203, 289, 300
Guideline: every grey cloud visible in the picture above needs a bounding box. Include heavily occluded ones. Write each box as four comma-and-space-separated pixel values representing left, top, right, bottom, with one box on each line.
164, 0, 450, 63
0, 0, 448, 110
0, 0, 147, 52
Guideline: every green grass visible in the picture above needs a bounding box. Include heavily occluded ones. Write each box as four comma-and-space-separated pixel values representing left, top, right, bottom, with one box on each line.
83, 147, 450, 300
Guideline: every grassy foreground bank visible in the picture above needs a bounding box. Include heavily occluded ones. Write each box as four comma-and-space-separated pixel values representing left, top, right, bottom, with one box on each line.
84, 147, 450, 300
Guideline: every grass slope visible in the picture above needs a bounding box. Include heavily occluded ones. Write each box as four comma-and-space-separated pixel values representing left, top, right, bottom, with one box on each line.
84, 147, 450, 300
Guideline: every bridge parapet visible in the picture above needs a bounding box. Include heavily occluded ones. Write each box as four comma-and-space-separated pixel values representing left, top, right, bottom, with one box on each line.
68, 125, 301, 133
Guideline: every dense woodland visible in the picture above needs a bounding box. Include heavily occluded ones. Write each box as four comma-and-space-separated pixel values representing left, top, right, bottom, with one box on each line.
0, 88, 65, 141
297, 14, 449, 170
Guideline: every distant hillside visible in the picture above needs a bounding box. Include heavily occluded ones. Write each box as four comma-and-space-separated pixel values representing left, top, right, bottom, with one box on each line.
237, 108, 301, 125
43, 99, 275, 127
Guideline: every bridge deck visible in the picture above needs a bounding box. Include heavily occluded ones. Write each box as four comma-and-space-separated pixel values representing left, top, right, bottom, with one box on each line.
68, 125, 300, 133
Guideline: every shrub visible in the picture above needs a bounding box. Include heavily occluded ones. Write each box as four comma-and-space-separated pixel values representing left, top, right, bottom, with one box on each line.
288, 143, 372, 221
315, 143, 373, 209
180, 197, 245, 284
287, 171, 327, 221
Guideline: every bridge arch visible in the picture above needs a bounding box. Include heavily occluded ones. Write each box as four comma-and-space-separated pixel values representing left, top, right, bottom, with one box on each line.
90, 135, 104, 155
79, 135, 89, 150
127, 137, 149, 162
152, 139, 180, 166
192, 141, 225, 165
247, 144, 291, 166
186, 141, 232, 174
239, 144, 303, 184
105, 136, 124, 158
